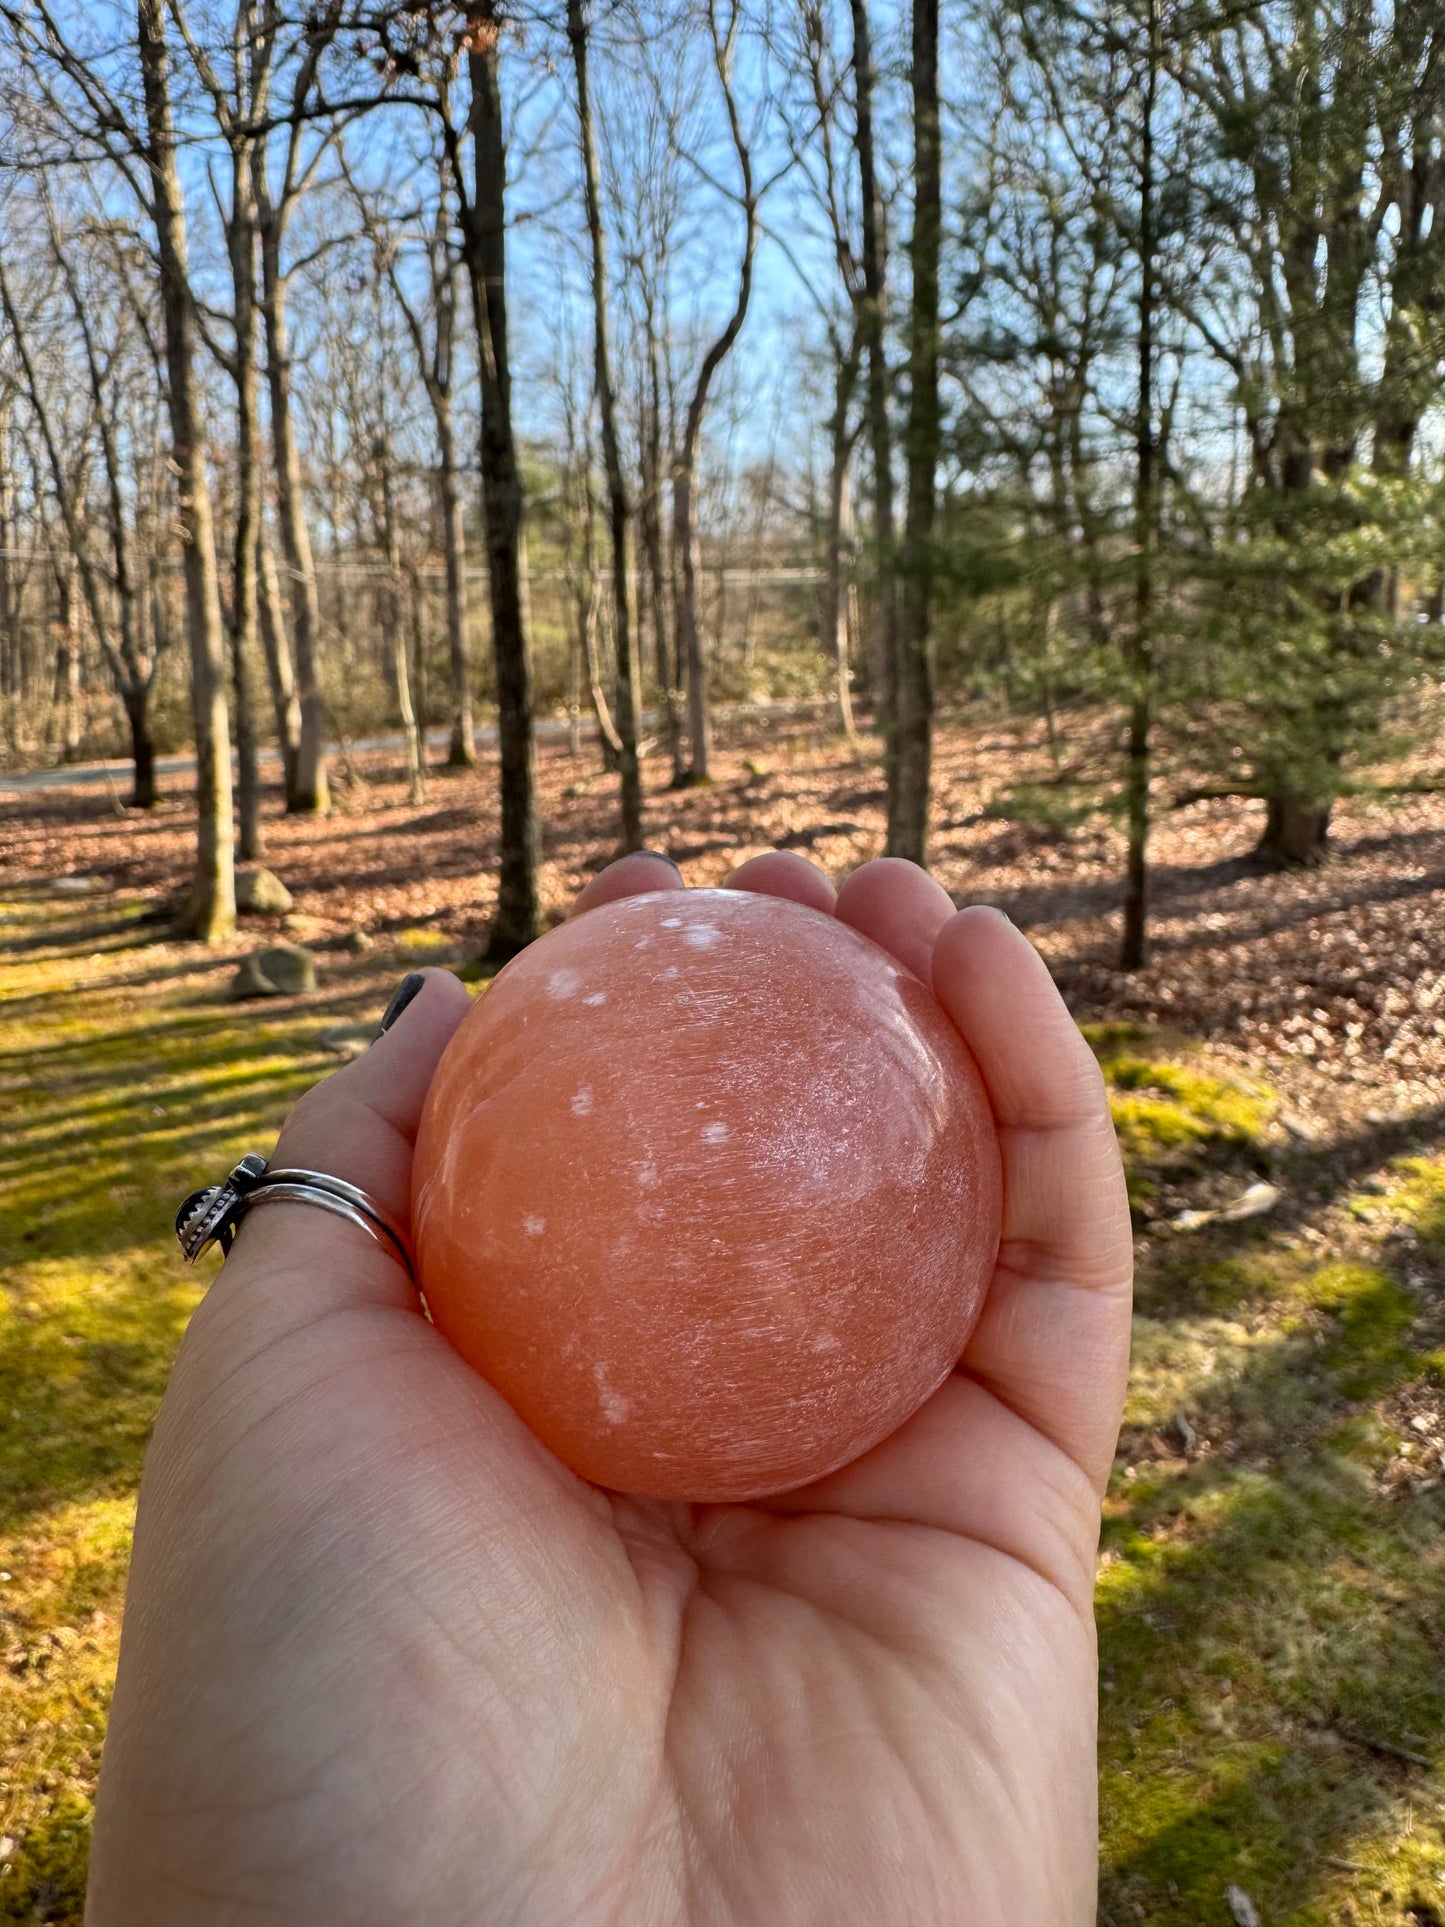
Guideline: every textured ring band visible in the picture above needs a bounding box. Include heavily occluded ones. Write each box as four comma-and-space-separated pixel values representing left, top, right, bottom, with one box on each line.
176, 1157, 415, 1279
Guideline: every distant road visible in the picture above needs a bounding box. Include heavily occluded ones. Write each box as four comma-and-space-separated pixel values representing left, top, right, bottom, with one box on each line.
0, 701, 835, 797
1, 725, 502, 797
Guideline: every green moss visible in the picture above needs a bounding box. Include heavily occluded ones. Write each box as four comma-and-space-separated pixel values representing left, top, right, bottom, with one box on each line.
1099, 1462, 1445, 1925
1084, 1029, 1278, 1176
1107, 1056, 1275, 1158
1388, 1155, 1445, 1260
392, 925, 457, 957
0, 888, 401, 1924
4, 887, 1445, 1927
1312, 1261, 1418, 1399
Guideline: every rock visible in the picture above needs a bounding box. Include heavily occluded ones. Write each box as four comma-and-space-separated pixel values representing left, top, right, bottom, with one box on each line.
1172, 1182, 1281, 1233
236, 867, 294, 915
230, 954, 282, 1001
1220, 1181, 1281, 1222
257, 943, 316, 994
1171, 1412, 1197, 1454
343, 929, 375, 954
1171, 1206, 1216, 1232
280, 912, 329, 941
1226, 1886, 1261, 1927
1279, 1112, 1319, 1144
53, 874, 108, 895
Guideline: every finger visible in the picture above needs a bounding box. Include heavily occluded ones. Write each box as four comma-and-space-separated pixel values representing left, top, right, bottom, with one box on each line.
218, 967, 472, 1318
572, 850, 683, 917
724, 850, 837, 913
933, 907, 1133, 1490
834, 857, 955, 981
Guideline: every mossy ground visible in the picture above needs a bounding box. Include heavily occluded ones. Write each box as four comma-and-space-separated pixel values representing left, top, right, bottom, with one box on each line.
0, 888, 397, 1924
2, 888, 1443, 1925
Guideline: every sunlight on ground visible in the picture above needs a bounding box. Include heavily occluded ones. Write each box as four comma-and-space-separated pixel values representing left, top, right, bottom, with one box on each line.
1, 885, 1442, 1925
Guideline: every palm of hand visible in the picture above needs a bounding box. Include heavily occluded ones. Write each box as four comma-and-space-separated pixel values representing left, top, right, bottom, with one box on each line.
88, 856, 1131, 1927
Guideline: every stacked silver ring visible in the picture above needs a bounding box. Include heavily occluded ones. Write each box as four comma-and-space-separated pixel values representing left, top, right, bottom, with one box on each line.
176, 1156, 414, 1279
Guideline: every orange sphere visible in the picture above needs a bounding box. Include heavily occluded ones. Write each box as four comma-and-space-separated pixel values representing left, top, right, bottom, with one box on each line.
412, 889, 1002, 1501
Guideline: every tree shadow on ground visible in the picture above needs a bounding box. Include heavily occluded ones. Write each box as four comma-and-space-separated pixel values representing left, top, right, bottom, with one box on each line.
1098, 1311, 1445, 1925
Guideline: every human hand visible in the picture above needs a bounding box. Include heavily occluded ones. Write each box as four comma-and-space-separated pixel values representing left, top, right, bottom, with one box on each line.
86, 853, 1132, 1927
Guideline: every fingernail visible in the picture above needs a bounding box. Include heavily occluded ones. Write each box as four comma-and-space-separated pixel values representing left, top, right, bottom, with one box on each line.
638, 848, 682, 872
380, 973, 425, 1032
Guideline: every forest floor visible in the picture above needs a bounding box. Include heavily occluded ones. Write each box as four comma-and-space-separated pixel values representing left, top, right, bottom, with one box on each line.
1, 706, 1443, 1926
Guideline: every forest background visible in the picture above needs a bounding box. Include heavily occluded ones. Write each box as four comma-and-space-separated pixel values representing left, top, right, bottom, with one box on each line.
1, 1, 1444, 1922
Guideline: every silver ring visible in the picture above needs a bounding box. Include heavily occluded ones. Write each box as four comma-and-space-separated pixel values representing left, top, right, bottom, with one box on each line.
176, 1157, 414, 1279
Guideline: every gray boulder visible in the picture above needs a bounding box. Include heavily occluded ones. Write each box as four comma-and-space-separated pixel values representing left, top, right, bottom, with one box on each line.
257, 942, 316, 994
228, 942, 316, 1001
229, 954, 282, 1001
236, 867, 294, 916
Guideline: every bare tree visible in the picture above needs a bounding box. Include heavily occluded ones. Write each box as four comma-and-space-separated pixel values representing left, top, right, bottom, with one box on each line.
365, 151, 478, 772
885, 0, 940, 862
0, 206, 168, 804
254, 0, 343, 815
671, 0, 760, 784
568, 0, 642, 848
849, 0, 898, 759
455, 4, 541, 954
137, 0, 235, 935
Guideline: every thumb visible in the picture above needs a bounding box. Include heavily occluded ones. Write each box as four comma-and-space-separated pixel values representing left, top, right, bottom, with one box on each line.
201, 967, 473, 1329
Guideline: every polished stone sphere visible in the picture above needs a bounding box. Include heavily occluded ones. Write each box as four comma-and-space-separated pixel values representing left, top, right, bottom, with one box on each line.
412, 888, 1002, 1501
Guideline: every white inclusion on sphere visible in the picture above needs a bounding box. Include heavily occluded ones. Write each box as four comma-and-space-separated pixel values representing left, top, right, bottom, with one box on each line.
583, 991, 607, 1006
634, 935, 652, 950
593, 1361, 631, 1425
636, 1160, 660, 1189
548, 968, 582, 999
811, 1331, 842, 1353
683, 922, 721, 949
660, 916, 682, 928
571, 1085, 595, 1116
523, 1214, 546, 1237
701, 1120, 731, 1144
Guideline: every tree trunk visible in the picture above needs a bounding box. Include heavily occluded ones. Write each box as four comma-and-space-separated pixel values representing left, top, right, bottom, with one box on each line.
258, 185, 328, 815
137, 0, 235, 941
232, 622, 262, 860
373, 420, 425, 806
578, 455, 623, 770
568, 590, 583, 758
436, 411, 476, 768
640, 302, 683, 783
123, 685, 157, 809
0, 400, 14, 717
1120, 0, 1157, 972
1257, 792, 1333, 867
886, 0, 940, 864
258, 533, 302, 804
56, 560, 83, 761
850, 0, 899, 755
462, 19, 541, 958
672, 466, 712, 782
672, 0, 757, 785
826, 347, 860, 744
230, 137, 265, 863
569, 0, 642, 850
393, 580, 425, 805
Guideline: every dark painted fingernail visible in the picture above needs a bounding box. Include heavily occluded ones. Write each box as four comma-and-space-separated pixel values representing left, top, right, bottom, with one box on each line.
380, 972, 425, 1032
638, 848, 681, 871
